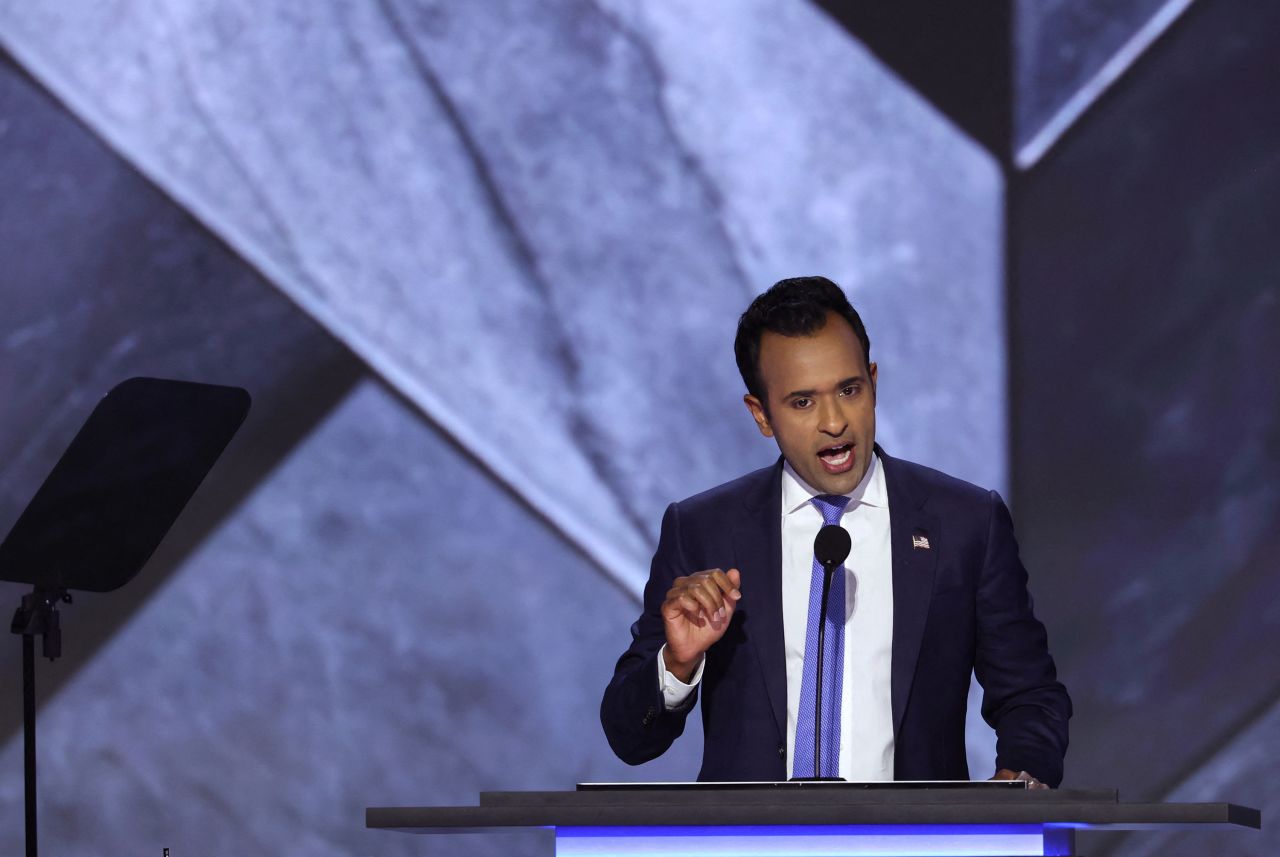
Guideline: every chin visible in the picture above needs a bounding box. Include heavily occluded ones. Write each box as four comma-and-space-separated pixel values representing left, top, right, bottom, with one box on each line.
819, 466, 865, 495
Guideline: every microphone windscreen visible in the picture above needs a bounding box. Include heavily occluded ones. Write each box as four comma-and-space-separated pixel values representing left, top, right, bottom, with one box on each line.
814, 524, 851, 568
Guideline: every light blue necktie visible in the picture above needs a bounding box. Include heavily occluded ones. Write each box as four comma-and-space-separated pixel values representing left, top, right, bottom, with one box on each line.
792, 494, 850, 778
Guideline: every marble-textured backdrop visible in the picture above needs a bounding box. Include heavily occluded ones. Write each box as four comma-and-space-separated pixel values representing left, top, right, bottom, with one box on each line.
9, 1, 1268, 855
1, 2, 1005, 855
0, 0, 1006, 592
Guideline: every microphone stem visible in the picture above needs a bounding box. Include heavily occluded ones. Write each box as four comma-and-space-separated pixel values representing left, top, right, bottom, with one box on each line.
813, 561, 836, 779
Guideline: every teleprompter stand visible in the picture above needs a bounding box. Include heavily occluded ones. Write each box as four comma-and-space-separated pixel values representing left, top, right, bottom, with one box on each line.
1, 377, 250, 857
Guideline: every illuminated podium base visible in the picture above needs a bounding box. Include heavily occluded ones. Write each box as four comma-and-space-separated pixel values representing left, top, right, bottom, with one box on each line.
366, 782, 1260, 857
555, 822, 1071, 856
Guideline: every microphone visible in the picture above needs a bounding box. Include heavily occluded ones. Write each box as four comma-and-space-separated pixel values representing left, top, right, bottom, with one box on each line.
815, 525, 851, 571
807, 524, 851, 780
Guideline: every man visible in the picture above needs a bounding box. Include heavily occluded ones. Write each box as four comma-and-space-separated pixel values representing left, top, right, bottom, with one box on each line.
600, 276, 1070, 786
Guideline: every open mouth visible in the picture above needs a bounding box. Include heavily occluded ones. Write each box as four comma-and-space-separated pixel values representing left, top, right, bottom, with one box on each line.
817, 442, 855, 473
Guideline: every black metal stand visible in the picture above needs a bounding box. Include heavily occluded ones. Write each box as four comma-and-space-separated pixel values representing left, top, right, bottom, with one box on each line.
12, 588, 70, 857
0, 377, 250, 856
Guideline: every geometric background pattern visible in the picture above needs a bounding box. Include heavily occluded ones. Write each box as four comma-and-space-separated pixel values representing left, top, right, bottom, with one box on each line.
0, 1, 1274, 854
1012, 0, 1280, 854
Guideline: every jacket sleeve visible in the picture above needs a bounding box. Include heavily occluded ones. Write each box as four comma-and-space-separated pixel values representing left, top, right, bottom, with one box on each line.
600, 502, 697, 764
974, 490, 1073, 786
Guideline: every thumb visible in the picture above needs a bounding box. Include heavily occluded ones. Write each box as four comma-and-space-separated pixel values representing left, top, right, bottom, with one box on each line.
727, 568, 742, 593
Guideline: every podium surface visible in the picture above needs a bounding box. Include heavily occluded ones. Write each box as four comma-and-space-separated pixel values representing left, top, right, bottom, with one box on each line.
367, 784, 1259, 856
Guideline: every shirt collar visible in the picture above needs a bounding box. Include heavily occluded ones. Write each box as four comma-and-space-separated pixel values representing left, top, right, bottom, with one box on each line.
781, 450, 886, 516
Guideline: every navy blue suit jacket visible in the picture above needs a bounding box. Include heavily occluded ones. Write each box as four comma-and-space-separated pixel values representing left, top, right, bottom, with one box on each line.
600, 448, 1071, 785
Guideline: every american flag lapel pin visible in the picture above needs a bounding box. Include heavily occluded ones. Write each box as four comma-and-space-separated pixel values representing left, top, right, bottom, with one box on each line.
912, 533, 931, 550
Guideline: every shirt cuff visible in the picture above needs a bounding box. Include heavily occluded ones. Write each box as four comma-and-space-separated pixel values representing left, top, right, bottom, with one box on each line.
657, 644, 705, 710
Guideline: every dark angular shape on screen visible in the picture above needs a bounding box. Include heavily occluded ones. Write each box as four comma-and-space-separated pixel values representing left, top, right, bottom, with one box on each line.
1011, 0, 1280, 852
813, 0, 1013, 161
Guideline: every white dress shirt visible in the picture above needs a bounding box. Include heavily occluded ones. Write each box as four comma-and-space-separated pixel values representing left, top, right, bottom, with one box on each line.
659, 453, 895, 780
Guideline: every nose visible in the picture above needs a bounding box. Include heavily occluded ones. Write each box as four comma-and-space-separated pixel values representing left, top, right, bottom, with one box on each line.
817, 396, 848, 437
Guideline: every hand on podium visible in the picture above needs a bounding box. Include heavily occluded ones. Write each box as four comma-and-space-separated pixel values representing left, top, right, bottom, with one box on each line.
991, 768, 1049, 790
662, 568, 742, 682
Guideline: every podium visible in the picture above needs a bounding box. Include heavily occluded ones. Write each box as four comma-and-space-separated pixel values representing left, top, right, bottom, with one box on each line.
367, 783, 1260, 856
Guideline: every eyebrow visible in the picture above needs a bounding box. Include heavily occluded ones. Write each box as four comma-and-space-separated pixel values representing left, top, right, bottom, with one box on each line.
782, 376, 863, 400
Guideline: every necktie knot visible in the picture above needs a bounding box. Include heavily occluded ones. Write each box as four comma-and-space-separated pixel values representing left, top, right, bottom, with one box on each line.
811, 494, 850, 526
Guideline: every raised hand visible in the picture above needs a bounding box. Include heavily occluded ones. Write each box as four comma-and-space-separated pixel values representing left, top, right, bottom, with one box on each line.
661, 568, 742, 681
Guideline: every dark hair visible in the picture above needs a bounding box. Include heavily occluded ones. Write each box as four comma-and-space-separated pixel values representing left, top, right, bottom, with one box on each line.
733, 276, 871, 402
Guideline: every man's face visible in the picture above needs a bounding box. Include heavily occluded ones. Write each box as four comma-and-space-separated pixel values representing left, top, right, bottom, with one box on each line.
744, 313, 877, 496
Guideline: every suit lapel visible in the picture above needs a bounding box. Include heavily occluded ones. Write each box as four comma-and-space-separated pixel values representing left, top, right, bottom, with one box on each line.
733, 459, 787, 742
880, 447, 939, 737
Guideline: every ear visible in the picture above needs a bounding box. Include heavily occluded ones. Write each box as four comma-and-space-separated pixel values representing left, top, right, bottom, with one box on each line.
869, 362, 878, 402
744, 394, 774, 438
